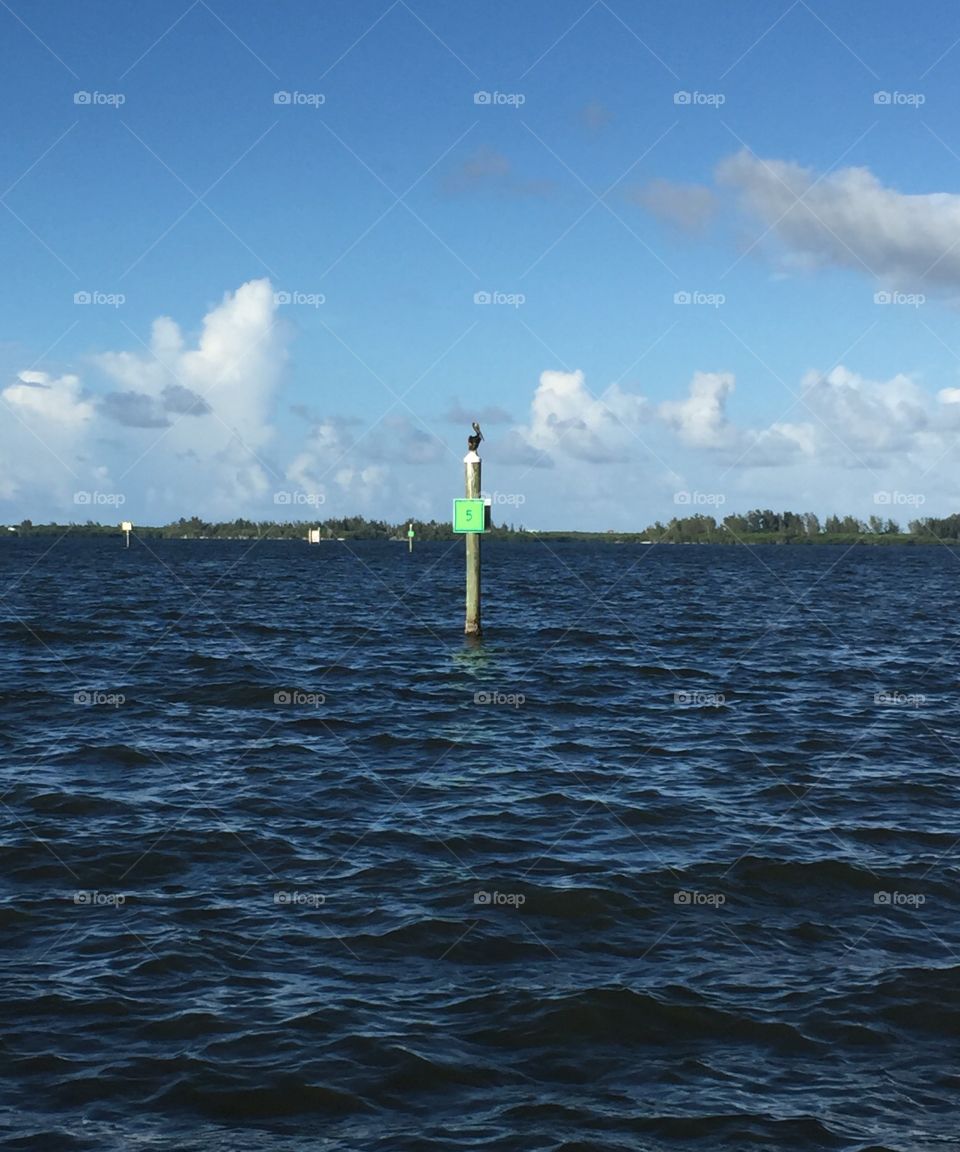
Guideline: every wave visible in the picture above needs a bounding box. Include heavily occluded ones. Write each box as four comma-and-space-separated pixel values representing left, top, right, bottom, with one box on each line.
455, 986, 823, 1052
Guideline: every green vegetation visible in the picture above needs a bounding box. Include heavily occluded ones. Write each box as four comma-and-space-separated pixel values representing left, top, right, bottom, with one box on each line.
3, 509, 959, 544
3, 516, 519, 541
634, 510, 914, 546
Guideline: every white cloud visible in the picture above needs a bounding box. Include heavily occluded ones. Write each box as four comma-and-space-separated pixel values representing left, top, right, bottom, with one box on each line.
508, 368, 650, 464
498, 365, 939, 478
796, 366, 928, 454
284, 419, 351, 500
659, 371, 735, 448
283, 411, 449, 504
3, 371, 94, 427
488, 362, 960, 524
97, 278, 285, 452
334, 465, 388, 503
93, 279, 289, 512
0, 371, 97, 506
718, 150, 960, 291
5, 274, 960, 526
0, 281, 290, 517
713, 367, 935, 472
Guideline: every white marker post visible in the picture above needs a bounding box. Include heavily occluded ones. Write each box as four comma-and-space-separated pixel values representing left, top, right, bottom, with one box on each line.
453, 424, 486, 636
121, 520, 132, 549
464, 449, 481, 636
408, 522, 415, 553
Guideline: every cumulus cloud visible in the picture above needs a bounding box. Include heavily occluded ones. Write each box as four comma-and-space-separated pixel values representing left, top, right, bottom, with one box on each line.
659, 371, 736, 448
4, 370, 94, 427
94, 278, 289, 508
0, 371, 97, 504
744, 421, 816, 466
718, 150, 960, 291
733, 367, 939, 471
97, 279, 284, 449
495, 364, 949, 486
6, 272, 960, 526
521, 369, 652, 463
283, 420, 348, 499
282, 411, 452, 511
797, 366, 928, 453
0, 280, 290, 517
332, 464, 388, 504
284, 415, 394, 507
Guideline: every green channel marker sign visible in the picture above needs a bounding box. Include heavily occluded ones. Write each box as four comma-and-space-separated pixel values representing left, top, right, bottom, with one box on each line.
453, 498, 486, 533
407, 525, 415, 537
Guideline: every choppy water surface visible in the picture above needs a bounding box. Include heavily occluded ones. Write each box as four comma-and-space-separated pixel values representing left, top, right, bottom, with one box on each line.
2, 538, 959, 1151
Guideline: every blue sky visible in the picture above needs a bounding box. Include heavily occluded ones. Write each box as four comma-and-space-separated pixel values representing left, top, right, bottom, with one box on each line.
4, 0, 960, 528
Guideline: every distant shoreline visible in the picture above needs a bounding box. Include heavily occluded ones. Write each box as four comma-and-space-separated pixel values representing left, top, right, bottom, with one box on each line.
3, 515, 956, 546
3, 534, 933, 545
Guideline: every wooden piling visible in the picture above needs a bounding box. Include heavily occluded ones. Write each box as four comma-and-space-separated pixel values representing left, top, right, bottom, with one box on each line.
464, 450, 481, 636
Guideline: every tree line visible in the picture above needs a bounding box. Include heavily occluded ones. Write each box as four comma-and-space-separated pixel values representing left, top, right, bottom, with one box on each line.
638, 509, 953, 544
5, 510, 960, 543
641, 510, 906, 544
5, 516, 521, 541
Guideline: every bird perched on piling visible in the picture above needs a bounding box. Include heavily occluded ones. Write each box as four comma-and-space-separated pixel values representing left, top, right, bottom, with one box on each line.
467, 421, 483, 452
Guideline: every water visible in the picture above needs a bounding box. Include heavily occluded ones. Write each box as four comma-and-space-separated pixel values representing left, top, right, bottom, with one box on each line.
2, 538, 959, 1151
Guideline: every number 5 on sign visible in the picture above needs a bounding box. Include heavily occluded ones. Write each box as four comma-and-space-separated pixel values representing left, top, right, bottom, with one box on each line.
453, 498, 486, 533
